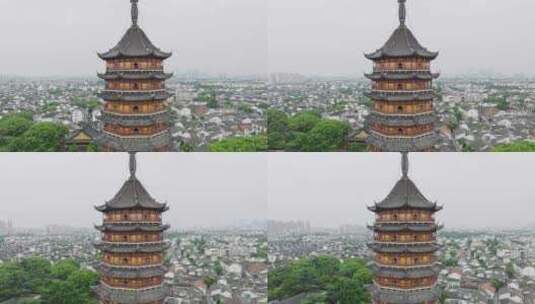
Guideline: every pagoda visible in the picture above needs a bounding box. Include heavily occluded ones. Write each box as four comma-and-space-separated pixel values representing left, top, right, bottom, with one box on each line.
365, 0, 439, 152
90, 0, 174, 152
94, 153, 170, 304
368, 153, 442, 304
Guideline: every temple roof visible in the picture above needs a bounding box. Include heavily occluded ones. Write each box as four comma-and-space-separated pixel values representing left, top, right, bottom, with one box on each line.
99, 90, 172, 102
101, 110, 171, 127
96, 153, 168, 211
98, 1, 171, 60
94, 240, 171, 253
369, 153, 441, 211
365, 1, 438, 60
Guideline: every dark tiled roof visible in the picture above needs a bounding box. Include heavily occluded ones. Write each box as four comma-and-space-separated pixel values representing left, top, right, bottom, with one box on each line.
365, 71, 439, 81
365, 25, 438, 60
373, 176, 436, 210
95, 223, 170, 233
98, 71, 173, 81
99, 25, 171, 60
365, 0, 438, 60
368, 223, 442, 232
95, 175, 168, 211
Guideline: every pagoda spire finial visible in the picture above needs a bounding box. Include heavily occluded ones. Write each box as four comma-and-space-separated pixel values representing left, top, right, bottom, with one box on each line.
398, 0, 407, 25
401, 152, 409, 178
131, 0, 139, 26
129, 152, 137, 178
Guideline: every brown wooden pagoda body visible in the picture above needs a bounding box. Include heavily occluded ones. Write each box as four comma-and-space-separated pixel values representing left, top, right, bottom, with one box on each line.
368, 153, 443, 304
94, 153, 170, 304
365, 0, 439, 152
90, 0, 174, 152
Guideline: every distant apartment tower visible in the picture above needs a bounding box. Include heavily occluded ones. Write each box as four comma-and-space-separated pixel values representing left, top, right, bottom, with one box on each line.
83, 0, 174, 152
365, 0, 439, 152
368, 153, 443, 304
94, 153, 170, 303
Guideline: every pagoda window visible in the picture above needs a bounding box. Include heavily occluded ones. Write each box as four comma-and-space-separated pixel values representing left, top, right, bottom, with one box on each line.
133, 106, 140, 113
397, 105, 403, 113
123, 258, 128, 264
133, 83, 139, 90
398, 63, 403, 69
133, 128, 140, 134
134, 63, 139, 69
398, 128, 403, 134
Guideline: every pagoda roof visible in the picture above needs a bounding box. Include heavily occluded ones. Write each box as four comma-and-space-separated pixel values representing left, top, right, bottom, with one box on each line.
370, 285, 438, 304
96, 153, 169, 211
98, 71, 173, 81
365, 71, 439, 81
368, 153, 442, 211
365, 1, 437, 60
368, 223, 442, 232
367, 131, 438, 152
97, 263, 167, 279
98, 1, 171, 60
374, 265, 439, 279
95, 223, 170, 233
93, 283, 167, 304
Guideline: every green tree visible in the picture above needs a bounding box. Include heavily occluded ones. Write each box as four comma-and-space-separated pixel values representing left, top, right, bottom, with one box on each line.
8, 122, 68, 152
204, 276, 216, 289
295, 120, 350, 152
0, 113, 34, 137
267, 109, 289, 150
208, 135, 267, 152
287, 111, 321, 133
214, 260, 223, 276
0, 262, 25, 301
326, 277, 370, 304
493, 141, 535, 152
51, 260, 80, 280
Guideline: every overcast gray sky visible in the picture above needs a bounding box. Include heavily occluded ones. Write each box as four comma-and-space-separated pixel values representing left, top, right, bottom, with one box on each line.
268, 0, 535, 76
268, 153, 535, 230
0, 0, 268, 76
0, 153, 267, 229
1, 0, 533, 77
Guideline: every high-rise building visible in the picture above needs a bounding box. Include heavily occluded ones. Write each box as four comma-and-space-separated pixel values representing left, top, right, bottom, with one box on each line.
84, 0, 174, 152
368, 153, 443, 303
94, 153, 171, 303
365, 0, 439, 152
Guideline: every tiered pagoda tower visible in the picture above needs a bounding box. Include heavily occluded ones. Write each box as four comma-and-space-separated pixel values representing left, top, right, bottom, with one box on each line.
368, 153, 442, 304
93, 0, 174, 152
365, 0, 439, 152
94, 153, 170, 304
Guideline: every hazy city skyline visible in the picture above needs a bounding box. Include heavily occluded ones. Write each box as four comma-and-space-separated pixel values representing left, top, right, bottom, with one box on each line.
268, 153, 535, 230
1, 0, 534, 77
0, 153, 267, 229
